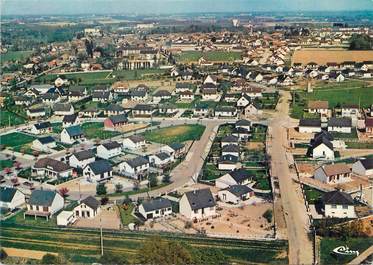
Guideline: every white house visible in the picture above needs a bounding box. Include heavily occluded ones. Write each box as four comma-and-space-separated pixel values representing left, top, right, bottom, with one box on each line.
244, 102, 262, 117
53, 103, 74, 116
32, 158, 73, 180
311, 137, 335, 160
57, 211, 76, 226
204, 75, 218, 85
215, 169, 252, 189
237, 94, 251, 108
97, 141, 122, 159
308, 101, 329, 115
74, 196, 101, 219
32, 136, 57, 152
30, 122, 52, 135
138, 197, 172, 220
322, 191, 356, 219
83, 160, 113, 183
314, 163, 352, 184
26, 190, 64, 218
218, 155, 240, 171
122, 135, 146, 150
214, 106, 237, 118
0, 187, 25, 210
62, 114, 81, 128
218, 185, 254, 204
69, 150, 95, 169
27, 108, 46, 119
299, 119, 322, 133
149, 152, 172, 168
179, 189, 217, 220
60, 125, 85, 144
235, 119, 251, 132
119, 156, 149, 180
352, 158, 373, 176
160, 143, 186, 159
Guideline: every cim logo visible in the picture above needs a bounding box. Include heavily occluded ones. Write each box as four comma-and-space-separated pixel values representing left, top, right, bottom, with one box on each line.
333, 246, 359, 257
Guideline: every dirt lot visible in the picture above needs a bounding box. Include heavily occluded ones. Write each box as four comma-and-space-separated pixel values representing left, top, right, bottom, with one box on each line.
292, 49, 373, 66
3, 247, 56, 260
73, 205, 121, 230
246, 142, 265, 150
289, 128, 313, 141
117, 122, 149, 133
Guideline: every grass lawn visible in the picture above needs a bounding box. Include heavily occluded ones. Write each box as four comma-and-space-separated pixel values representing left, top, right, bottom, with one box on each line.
330, 130, 358, 140
118, 204, 137, 227
112, 69, 167, 80
320, 237, 373, 265
0, 160, 14, 171
346, 141, 373, 149
176, 51, 242, 62
0, 110, 26, 127
304, 185, 324, 204
1, 50, 33, 62
0, 132, 36, 148
250, 170, 271, 190
81, 122, 121, 140
37, 71, 113, 86
52, 122, 63, 133
4, 210, 57, 228
0, 222, 288, 264
251, 125, 267, 142
202, 163, 222, 181
143, 124, 205, 144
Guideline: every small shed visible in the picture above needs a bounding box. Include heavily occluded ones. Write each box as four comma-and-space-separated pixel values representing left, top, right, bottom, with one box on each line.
57, 211, 76, 226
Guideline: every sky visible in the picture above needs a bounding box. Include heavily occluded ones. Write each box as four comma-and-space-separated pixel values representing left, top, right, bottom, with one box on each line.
2, 0, 373, 15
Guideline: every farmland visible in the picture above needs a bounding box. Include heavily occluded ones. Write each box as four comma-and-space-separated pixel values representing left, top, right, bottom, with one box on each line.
1, 50, 33, 63
292, 49, 373, 66
143, 124, 205, 144
0, 222, 288, 264
176, 51, 242, 62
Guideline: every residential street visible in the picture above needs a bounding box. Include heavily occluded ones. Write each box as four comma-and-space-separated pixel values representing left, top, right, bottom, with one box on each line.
268, 91, 314, 264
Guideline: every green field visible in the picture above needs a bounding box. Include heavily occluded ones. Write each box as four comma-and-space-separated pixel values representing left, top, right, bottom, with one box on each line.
176, 51, 242, 62
320, 237, 373, 265
0, 132, 36, 148
0, 110, 26, 127
143, 124, 205, 144
0, 222, 288, 264
291, 81, 373, 119
304, 185, 324, 204
81, 122, 121, 140
1, 50, 33, 63
0, 160, 13, 171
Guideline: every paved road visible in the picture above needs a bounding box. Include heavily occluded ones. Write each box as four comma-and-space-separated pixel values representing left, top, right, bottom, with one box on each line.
267, 91, 313, 264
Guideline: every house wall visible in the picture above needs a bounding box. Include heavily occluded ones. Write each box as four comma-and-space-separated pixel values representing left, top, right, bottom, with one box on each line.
50, 194, 65, 215
57, 211, 76, 226
328, 126, 352, 133
123, 139, 146, 150
324, 204, 355, 218
74, 203, 100, 219
218, 190, 247, 204
312, 144, 334, 160
138, 205, 172, 220
69, 155, 95, 169
299, 126, 322, 133
97, 146, 121, 159
0, 190, 26, 210
179, 195, 216, 220
352, 161, 373, 176
218, 163, 238, 171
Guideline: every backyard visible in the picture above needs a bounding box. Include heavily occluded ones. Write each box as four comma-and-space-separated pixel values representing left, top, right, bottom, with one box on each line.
0, 110, 26, 127
143, 124, 205, 144
0, 132, 36, 148
81, 122, 121, 140
1, 50, 33, 63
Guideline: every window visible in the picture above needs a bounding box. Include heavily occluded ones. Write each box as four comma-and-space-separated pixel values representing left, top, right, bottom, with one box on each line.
342, 205, 348, 209
331, 204, 337, 209
194, 210, 198, 214
155, 210, 159, 214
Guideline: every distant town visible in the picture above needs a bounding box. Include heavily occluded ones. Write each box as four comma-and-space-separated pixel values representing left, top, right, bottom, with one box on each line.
0, 11, 372, 265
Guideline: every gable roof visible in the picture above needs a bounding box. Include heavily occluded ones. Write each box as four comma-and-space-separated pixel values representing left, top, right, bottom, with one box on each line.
328, 117, 352, 128
221, 135, 239, 143
126, 156, 149, 168
86, 160, 112, 175
101, 141, 122, 150
63, 114, 78, 123
108, 114, 128, 124
222, 144, 240, 153
0, 187, 18, 202
184, 188, 216, 210
358, 158, 373, 170
312, 136, 333, 150
322, 190, 354, 205
299, 118, 321, 127
236, 119, 251, 127
81, 196, 100, 210
155, 152, 170, 160
34, 158, 71, 172
168, 142, 184, 151
128, 135, 145, 143
141, 197, 172, 212
64, 125, 84, 137
29, 190, 58, 206
224, 185, 253, 197
34, 122, 52, 130
318, 163, 351, 177
229, 168, 253, 183
37, 136, 55, 144
73, 149, 95, 161
308, 100, 329, 110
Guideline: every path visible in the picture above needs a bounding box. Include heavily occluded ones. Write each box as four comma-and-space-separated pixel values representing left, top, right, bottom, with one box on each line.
267, 90, 314, 264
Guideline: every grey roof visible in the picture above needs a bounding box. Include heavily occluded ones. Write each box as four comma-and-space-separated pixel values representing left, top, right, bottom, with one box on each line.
236, 119, 251, 127
81, 196, 100, 210
153, 90, 171, 97
63, 113, 78, 123
141, 197, 172, 212
359, 158, 373, 170
87, 160, 112, 175
38, 136, 55, 144
126, 156, 149, 168
34, 158, 72, 172
29, 190, 58, 206
229, 169, 253, 183
128, 135, 145, 143
105, 104, 125, 112
133, 104, 153, 111
130, 90, 147, 97
53, 103, 72, 112
0, 187, 18, 202
225, 185, 253, 197
64, 125, 84, 137
222, 144, 240, 153
328, 117, 352, 128
155, 152, 170, 160
221, 135, 239, 143
102, 141, 122, 150
184, 188, 216, 210
299, 118, 321, 127
34, 122, 52, 130
312, 136, 333, 150
92, 91, 110, 99
322, 191, 354, 205
73, 149, 95, 161
169, 142, 184, 151
218, 154, 238, 164
108, 114, 128, 124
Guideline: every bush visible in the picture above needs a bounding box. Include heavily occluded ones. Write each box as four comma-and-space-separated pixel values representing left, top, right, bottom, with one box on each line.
99, 253, 128, 265
0, 248, 7, 260
101, 197, 109, 205
262, 209, 273, 223
162, 174, 171, 183
41, 254, 59, 264
115, 183, 123, 193
96, 183, 107, 195
149, 175, 158, 188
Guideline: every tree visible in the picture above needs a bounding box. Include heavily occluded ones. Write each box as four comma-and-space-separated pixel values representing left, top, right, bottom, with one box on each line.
115, 183, 123, 193
100, 197, 109, 205
99, 253, 128, 265
0, 248, 7, 260
58, 187, 69, 198
96, 183, 107, 195
41, 254, 59, 264
162, 174, 171, 184
349, 34, 373, 50
149, 175, 158, 188
138, 236, 193, 265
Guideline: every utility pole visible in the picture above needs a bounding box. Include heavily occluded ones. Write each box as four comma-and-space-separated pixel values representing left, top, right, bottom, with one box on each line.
100, 217, 104, 256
